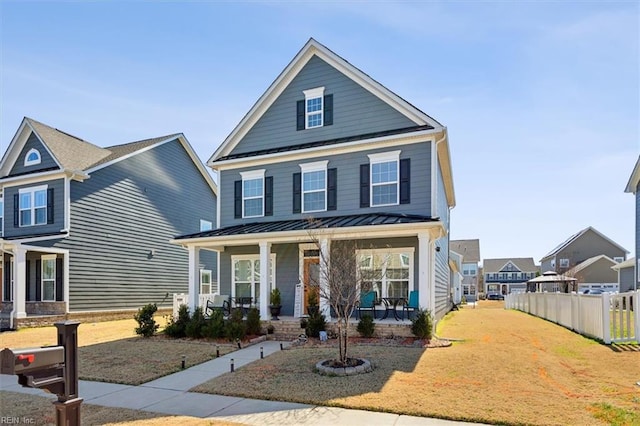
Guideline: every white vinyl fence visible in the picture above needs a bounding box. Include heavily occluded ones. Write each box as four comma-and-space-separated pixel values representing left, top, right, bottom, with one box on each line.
172, 293, 216, 318
505, 290, 639, 344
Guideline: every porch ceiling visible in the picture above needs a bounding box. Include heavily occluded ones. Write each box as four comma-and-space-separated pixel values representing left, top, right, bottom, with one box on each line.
172, 213, 444, 249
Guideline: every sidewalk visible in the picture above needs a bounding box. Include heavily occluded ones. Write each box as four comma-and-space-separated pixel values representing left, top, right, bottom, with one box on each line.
1, 340, 480, 425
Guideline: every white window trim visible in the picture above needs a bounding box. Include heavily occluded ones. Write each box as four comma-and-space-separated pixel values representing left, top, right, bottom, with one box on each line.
200, 219, 213, 232
303, 86, 325, 129
41, 254, 56, 302
300, 160, 328, 213
0, 196, 4, 237
240, 169, 265, 218
24, 148, 42, 166
231, 254, 277, 302
200, 269, 215, 295
356, 247, 414, 299
613, 256, 624, 263
559, 258, 570, 268
368, 150, 401, 207
18, 184, 48, 227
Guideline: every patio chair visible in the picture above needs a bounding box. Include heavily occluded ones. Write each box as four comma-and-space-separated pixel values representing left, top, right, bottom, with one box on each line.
403, 290, 419, 320
205, 294, 230, 318
356, 291, 377, 319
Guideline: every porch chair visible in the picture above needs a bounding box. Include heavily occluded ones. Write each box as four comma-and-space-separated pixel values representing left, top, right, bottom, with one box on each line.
403, 290, 419, 320
205, 294, 231, 318
356, 291, 377, 320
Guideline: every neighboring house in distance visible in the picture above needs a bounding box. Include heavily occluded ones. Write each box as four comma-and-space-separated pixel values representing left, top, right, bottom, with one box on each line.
483, 258, 538, 295
540, 226, 628, 274
624, 155, 640, 291
450, 239, 480, 301
449, 250, 463, 304
565, 255, 619, 292
0, 118, 217, 328
173, 38, 456, 323
611, 257, 635, 293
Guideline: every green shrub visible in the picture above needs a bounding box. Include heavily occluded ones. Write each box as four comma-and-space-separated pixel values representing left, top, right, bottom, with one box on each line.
164, 304, 190, 338
245, 307, 262, 335
225, 308, 246, 341
134, 303, 158, 337
185, 307, 207, 339
305, 312, 326, 338
202, 310, 225, 339
411, 309, 433, 341
356, 314, 376, 338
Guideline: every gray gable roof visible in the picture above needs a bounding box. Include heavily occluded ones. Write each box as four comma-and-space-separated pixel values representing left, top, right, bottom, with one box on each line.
540, 226, 628, 261
88, 134, 182, 170
449, 239, 480, 263
483, 258, 538, 273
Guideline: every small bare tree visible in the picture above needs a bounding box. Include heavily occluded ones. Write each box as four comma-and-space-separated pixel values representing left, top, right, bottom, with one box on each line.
306, 225, 383, 365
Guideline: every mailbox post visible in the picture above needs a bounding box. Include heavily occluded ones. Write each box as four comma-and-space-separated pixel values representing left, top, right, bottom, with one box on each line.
1, 320, 82, 426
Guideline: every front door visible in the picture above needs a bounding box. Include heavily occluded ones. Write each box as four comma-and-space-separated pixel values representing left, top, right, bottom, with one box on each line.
303, 257, 320, 313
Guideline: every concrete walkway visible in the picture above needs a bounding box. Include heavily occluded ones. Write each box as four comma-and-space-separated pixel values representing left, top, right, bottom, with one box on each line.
1, 340, 481, 425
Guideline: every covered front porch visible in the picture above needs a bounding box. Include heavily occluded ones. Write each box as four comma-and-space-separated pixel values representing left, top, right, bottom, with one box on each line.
173, 213, 445, 322
1, 241, 69, 328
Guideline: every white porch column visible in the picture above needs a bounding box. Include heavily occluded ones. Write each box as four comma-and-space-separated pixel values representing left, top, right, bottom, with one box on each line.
14, 247, 27, 319
417, 232, 431, 312
187, 245, 200, 313
319, 238, 330, 319
259, 241, 271, 319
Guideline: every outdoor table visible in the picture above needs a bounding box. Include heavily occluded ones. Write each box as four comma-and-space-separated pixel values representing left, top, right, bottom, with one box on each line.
381, 297, 405, 321
232, 296, 253, 315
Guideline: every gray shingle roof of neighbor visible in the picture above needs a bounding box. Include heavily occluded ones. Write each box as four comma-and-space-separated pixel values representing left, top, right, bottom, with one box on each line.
483, 257, 538, 273
175, 213, 438, 240
540, 226, 629, 261
449, 239, 481, 262
24, 117, 181, 172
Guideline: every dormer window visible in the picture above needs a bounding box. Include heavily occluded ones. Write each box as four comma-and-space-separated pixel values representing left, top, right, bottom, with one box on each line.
24, 148, 41, 166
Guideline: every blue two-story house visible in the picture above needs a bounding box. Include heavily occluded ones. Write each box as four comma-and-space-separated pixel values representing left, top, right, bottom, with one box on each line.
173, 39, 456, 323
0, 117, 217, 328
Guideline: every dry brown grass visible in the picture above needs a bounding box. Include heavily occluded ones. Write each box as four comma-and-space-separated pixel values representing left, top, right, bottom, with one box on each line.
0, 318, 236, 385
194, 300, 640, 426
0, 391, 242, 426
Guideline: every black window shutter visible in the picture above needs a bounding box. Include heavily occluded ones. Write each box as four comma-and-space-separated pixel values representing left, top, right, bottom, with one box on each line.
296, 100, 305, 131
26, 259, 31, 301
55, 257, 63, 302
35, 259, 41, 301
13, 194, 19, 227
3, 261, 10, 302
360, 164, 370, 208
323, 94, 333, 126
400, 158, 411, 204
234, 180, 242, 219
327, 168, 337, 210
47, 188, 54, 224
293, 173, 301, 213
264, 176, 273, 217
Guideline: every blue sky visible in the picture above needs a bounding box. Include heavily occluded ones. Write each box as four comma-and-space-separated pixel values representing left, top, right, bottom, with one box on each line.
1, 1, 638, 263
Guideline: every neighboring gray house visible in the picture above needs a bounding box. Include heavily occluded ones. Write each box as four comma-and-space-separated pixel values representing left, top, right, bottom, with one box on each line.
450, 239, 480, 301
540, 226, 628, 274
565, 254, 618, 292
174, 39, 456, 323
624, 155, 640, 291
483, 257, 538, 295
0, 118, 217, 328
612, 257, 635, 293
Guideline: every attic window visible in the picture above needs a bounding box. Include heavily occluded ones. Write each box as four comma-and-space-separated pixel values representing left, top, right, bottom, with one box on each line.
304, 87, 324, 129
24, 149, 41, 166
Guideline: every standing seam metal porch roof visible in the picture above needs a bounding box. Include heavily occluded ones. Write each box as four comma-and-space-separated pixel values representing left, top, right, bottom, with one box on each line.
174, 213, 439, 240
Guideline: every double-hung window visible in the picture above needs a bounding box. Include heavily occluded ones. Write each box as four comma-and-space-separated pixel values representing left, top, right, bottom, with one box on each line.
240, 170, 265, 218
368, 151, 400, 206
303, 87, 324, 129
300, 161, 327, 213
19, 185, 47, 226
41, 255, 56, 301
232, 254, 276, 306
200, 269, 213, 294
357, 249, 413, 300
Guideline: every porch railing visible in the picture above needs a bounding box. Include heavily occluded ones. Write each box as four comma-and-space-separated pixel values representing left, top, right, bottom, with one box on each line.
172, 293, 217, 318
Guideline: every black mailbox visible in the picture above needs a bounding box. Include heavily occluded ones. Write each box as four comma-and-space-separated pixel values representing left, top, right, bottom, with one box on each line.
1, 346, 65, 375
